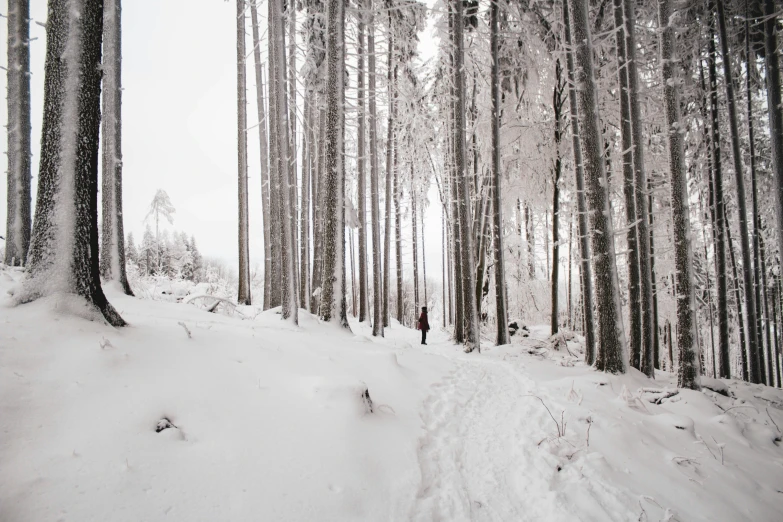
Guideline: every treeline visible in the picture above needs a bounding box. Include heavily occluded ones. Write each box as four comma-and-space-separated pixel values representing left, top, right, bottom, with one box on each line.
125, 229, 203, 282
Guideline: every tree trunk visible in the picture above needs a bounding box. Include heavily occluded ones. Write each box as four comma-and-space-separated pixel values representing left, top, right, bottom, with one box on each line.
236, 0, 252, 305
383, 23, 395, 329
394, 139, 403, 324
563, 0, 596, 363
250, 3, 272, 310
319, 0, 348, 327
649, 183, 660, 369
526, 203, 535, 279
570, 0, 627, 372
453, 0, 479, 352
367, 0, 383, 336
707, 11, 732, 381
551, 59, 564, 337
99, 0, 132, 296
725, 204, 747, 380
357, 8, 368, 322
20, 0, 125, 327
613, 0, 641, 369
412, 181, 420, 315
288, 2, 300, 303
271, 0, 298, 322
4, 0, 31, 267
716, 0, 760, 382
623, 0, 655, 378
763, 0, 783, 300
490, 0, 508, 345
659, 0, 699, 389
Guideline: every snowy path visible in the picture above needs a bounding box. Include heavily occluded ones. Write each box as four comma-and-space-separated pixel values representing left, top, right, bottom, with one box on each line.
409, 331, 573, 522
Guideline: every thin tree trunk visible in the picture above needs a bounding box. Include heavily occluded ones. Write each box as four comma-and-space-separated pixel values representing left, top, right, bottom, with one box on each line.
236, 0, 252, 305
250, 3, 272, 310
394, 138, 403, 323
725, 204, 746, 380
571, 0, 627, 372
288, 2, 300, 303
383, 23, 395, 329
300, 94, 312, 311
4, 0, 31, 267
21, 0, 125, 327
760, 234, 774, 384
99, 0, 132, 295
551, 59, 564, 337
422, 202, 428, 306
613, 0, 641, 369
526, 203, 535, 279
659, 0, 699, 388
563, 0, 596, 363
707, 10, 732, 380
649, 182, 660, 369
367, 0, 383, 336
716, 0, 760, 381
623, 0, 655, 378
357, 7, 368, 322
490, 0, 508, 345
763, 0, 783, 295
412, 181, 419, 315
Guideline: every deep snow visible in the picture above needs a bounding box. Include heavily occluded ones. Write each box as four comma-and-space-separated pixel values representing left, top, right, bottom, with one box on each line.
1, 265, 782, 521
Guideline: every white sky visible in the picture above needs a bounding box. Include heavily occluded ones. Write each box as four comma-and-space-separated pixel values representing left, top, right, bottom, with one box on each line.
0, 0, 445, 296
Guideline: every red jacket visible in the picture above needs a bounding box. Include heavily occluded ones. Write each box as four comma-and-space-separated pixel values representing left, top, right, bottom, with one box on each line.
418, 313, 430, 331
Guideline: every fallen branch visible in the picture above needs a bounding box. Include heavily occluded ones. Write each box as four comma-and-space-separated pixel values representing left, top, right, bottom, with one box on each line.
178, 322, 192, 339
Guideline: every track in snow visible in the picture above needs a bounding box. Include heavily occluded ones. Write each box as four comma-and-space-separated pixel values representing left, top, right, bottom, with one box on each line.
409, 334, 575, 522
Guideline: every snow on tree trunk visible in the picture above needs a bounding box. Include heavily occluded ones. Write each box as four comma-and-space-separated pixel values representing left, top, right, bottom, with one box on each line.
20, 0, 125, 327
570, 0, 626, 372
367, 0, 383, 337
551, 59, 564, 337
357, 7, 368, 323
412, 180, 419, 314
764, 0, 783, 323
658, 0, 699, 389
622, 0, 655, 379
707, 13, 731, 380
287, 2, 300, 305
716, 0, 760, 382
319, 0, 348, 328
383, 23, 395, 329
5, 0, 32, 267
271, 0, 298, 323
250, 2, 272, 310
301, 96, 312, 312
489, 0, 508, 346
394, 134, 403, 324
453, 0, 479, 353
613, 0, 641, 369
236, 0, 252, 306
268, 7, 283, 310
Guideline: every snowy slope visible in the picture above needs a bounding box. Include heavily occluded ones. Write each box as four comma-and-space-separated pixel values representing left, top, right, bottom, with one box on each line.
2, 266, 782, 521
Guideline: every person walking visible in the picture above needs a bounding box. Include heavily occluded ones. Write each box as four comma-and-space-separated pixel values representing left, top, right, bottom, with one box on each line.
417, 307, 430, 345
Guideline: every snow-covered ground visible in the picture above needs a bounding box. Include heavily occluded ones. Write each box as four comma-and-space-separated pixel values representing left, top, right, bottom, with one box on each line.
2, 265, 782, 521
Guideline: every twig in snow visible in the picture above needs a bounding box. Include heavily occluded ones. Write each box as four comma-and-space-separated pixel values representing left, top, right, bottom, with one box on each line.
585, 416, 593, 447
178, 322, 192, 339
695, 435, 718, 461
524, 395, 566, 437
767, 407, 781, 434
99, 337, 115, 350
710, 436, 725, 465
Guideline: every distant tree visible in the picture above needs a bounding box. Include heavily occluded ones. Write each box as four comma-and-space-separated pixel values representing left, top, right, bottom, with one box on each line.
18, 0, 125, 326
146, 189, 175, 271
125, 232, 138, 267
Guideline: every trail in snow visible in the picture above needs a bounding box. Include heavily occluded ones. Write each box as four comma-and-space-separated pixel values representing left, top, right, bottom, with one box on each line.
409, 330, 574, 522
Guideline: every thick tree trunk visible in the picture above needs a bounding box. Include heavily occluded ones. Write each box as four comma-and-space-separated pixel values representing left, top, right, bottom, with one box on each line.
453, 0, 479, 352
659, 0, 699, 389
570, 0, 627, 372
99, 0, 132, 296
319, 0, 348, 327
563, 0, 596, 363
716, 0, 760, 382
271, 0, 298, 322
613, 0, 641, 369
4, 0, 31, 267
367, 0, 383, 336
20, 0, 125, 327
236, 0, 252, 305
288, 2, 300, 303
250, 3, 272, 310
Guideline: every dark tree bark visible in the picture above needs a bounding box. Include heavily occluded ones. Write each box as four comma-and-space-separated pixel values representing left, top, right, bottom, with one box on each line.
551, 59, 565, 336
236, 0, 252, 305
357, 7, 368, 322
20, 0, 125, 327
563, 0, 596, 363
570, 0, 627, 372
367, 0, 383, 337
716, 0, 760, 382
99, 0, 132, 296
4, 0, 31, 267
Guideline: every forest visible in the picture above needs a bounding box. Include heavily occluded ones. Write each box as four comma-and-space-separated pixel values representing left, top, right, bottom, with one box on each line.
2, 0, 783, 520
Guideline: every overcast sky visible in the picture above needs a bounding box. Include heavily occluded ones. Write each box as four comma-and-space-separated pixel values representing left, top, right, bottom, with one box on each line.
1, 0, 444, 288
